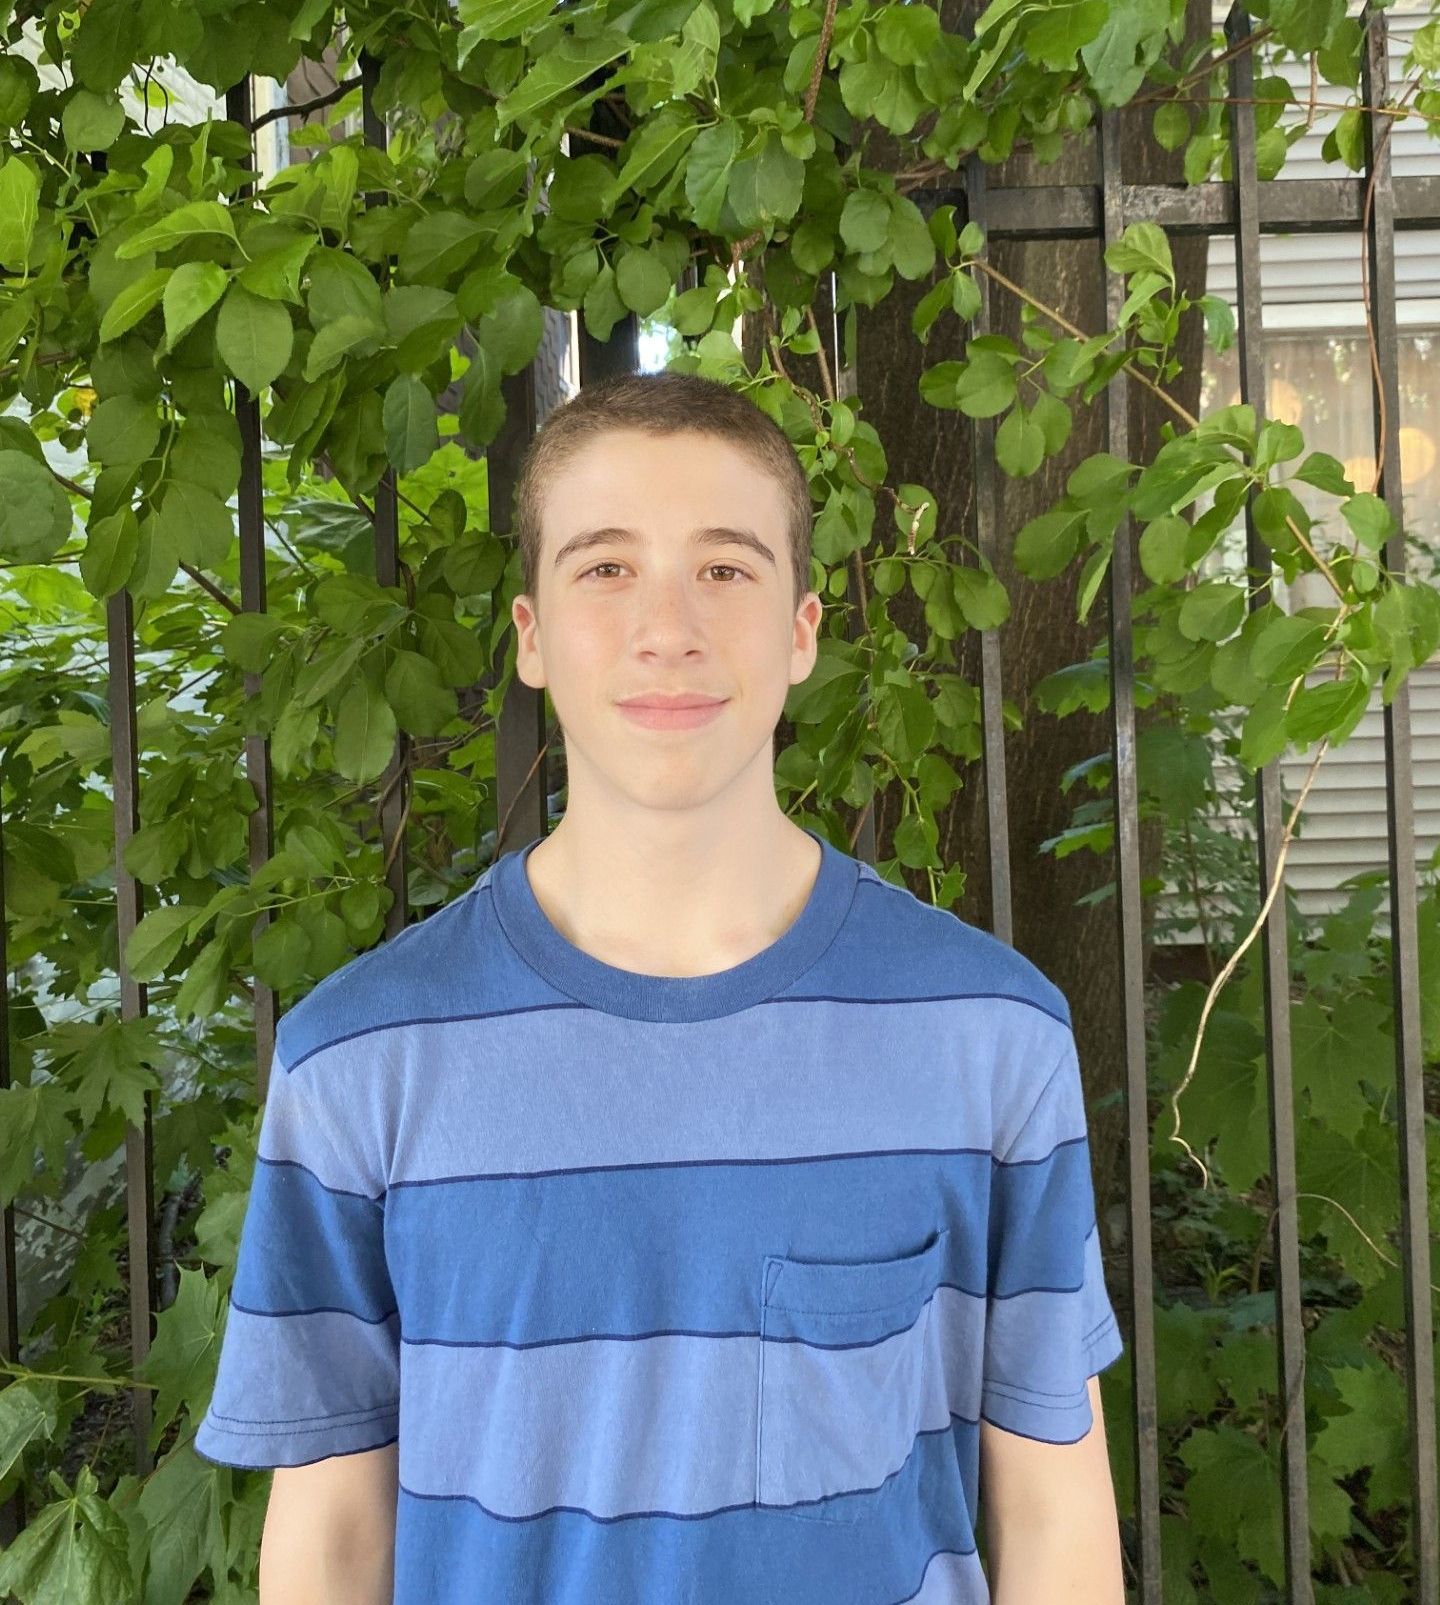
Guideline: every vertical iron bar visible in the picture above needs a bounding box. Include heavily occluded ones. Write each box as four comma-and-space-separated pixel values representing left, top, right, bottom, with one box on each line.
0, 804, 21, 1546
1097, 104, 1161, 1605
106, 589, 157, 1475
1361, 10, 1439, 1598
491, 362, 551, 857
360, 52, 409, 939
1226, 11, 1312, 1599
225, 78, 278, 1099
962, 152, 1012, 943
831, 276, 876, 865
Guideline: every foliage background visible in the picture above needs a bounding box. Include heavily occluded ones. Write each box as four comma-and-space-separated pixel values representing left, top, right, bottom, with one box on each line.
0, 0, 1438, 1598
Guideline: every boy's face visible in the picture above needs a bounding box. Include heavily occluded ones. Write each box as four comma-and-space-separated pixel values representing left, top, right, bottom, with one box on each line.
512, 427, 823, 815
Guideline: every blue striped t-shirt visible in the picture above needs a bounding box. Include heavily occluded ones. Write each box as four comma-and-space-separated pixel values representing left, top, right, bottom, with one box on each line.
195, 826, 1124, 1603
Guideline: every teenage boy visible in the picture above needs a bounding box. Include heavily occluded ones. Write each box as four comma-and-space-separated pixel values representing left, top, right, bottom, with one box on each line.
197, 369, 1127, 1605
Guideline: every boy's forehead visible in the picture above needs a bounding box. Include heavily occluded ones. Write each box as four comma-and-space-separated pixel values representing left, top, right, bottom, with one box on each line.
556, 427, 757, 486
542, 432, 785, 545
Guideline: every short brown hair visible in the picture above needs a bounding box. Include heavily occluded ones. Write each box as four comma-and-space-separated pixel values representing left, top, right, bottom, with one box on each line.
511, 370, 815, 614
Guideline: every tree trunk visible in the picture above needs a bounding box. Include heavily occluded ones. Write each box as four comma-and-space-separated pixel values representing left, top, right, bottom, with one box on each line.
808, 3, 1216, 1244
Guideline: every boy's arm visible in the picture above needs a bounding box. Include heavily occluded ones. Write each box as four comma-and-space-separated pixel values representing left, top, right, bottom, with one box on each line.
980, 1028, 1127, 1599
980, 1375, 1126, 1604
259, 1443, 399, 1605
194, 1025, 403, 1595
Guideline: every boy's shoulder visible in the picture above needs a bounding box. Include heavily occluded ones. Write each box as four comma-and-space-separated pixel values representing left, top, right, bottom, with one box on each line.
844, 856, 1072, 1032
273, 878, 493, 1073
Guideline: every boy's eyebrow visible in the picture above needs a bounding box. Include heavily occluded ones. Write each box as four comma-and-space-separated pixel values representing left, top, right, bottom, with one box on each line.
551, 525, 778, 570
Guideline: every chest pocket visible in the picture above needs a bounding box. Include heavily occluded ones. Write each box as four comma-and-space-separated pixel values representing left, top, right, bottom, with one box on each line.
756, 1228, 949, 1525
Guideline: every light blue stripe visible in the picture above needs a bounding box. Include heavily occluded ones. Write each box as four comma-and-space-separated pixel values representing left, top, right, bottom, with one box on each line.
391, 1418, 985, 1605
262, 999, 1079, 1188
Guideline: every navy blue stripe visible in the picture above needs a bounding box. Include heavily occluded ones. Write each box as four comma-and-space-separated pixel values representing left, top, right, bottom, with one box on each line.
396, 1416, 972, 1527
256, 1133, 1094, 1210
239, 1141, 1098, 1332
281, 986, 1071, 1073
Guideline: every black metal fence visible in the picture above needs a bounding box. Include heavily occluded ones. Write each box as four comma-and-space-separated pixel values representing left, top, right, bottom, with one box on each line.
0, 4, 1435, 1602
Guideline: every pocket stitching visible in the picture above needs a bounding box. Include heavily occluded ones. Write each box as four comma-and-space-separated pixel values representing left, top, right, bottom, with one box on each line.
757, 1235, 946, 1525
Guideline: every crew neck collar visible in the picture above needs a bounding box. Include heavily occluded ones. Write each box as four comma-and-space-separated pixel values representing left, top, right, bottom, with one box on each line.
488, 826, 860, 1022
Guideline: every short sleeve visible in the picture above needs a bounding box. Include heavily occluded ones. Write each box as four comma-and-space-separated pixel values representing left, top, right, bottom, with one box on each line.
194, 1042, 401, 1470
981, 1033, 1124, 1444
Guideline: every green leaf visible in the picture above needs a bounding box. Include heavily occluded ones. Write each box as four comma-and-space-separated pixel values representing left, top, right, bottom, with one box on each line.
220, 610, 286, 671
1340, 491, 1393, 551
236, 233, 315, 302
685, 121, 741, 233
87, 395, 160, 466
994, 405, 1045, 476
1152, 100, 1189, 151
215, 284, 294, 393
1255, 418, 1304, 472
1297, 1120, 1399, 1289
303, 313, 380, 380
456, 0, 555, 36
1198, 294, 1235, 352
1289, 672, 1372, 751
1139, 515, 1191, 584
1177, 579, 1246, 643
1293, 450, 1352, 496
97, 268, 168, 342
615, 248, 673, 315
1270, 0, 1345, 54
875, 2, 942, 64
115, 200, 238, 260
1312, 1360, 1409, 1491
0, 156, 38, 270
153, 481, 232, 567
253, 915, 313, 988
1250, 611, 1328, 682
874, 680, 937, 762
0, 1464, 134, 1604
1014, 507, 1085, 579
385, 283, 461, 342
496, 27, 630, 129
0, 1380, 56, 1486
888, 195, 936, 281
79, 506, 137, 596
125, 903, 201, 981
954, 350, 1018, 418
333, 679, 397, 782
162, 261, 228, 350
839, 189, 891, 255
1103, 220, 1174, 283
61, 88, 125, 151
471, 283, 542, 377
0, 57, 38, 131
306, 247, 383, 328
1324, 105, 1364, 171
730, 132, 805, 231
1291, 992, 1388, 1141
1023, 0, 1108, 70
397, 211, 487, 285
1029, 389, 1072, 455
952, 564, 1010, 629
122, 812, 186, 883
0, 451, 73, 562
131, 1430, 217, 1605
385, 649, 459, 734
1179, 1426, 1284, 1583
1067, 451, 1133, 503
382, 375, 439, 474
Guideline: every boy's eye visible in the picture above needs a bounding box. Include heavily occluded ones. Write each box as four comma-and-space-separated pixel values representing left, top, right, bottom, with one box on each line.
578, 563, 749, 581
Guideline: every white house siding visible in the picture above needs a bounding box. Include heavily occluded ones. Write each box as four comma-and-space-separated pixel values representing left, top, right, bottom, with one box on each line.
1151, 0, 1440, 940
